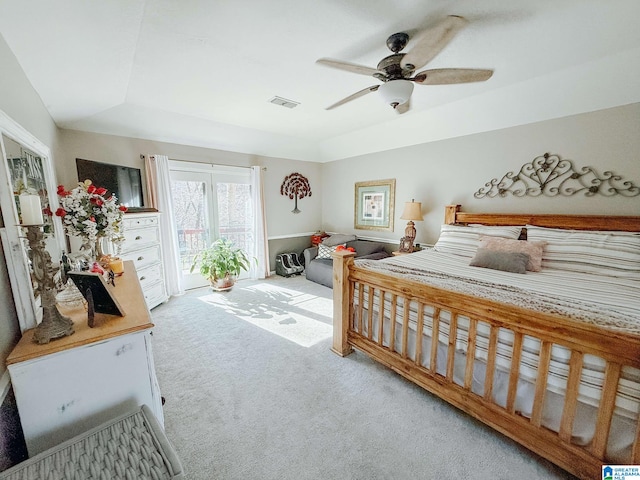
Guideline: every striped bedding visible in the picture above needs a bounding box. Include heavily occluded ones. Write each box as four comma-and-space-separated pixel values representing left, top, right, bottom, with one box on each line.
352, 249, 640, 462
360, 248, 640, 332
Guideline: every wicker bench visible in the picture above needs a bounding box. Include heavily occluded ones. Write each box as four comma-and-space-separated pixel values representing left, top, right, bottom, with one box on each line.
0, 405, 184, 479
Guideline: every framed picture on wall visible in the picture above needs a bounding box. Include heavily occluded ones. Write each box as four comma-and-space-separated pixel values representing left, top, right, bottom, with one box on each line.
354, 179, 395, 231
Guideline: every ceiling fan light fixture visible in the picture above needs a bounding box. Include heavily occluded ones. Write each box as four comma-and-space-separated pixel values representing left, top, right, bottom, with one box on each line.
378, 80, 414, 108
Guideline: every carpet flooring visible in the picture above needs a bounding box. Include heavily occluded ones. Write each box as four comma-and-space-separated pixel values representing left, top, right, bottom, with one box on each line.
150, 274, 576, 480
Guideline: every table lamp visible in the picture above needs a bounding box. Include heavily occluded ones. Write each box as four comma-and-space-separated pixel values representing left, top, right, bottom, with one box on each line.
399, 199, 423, 252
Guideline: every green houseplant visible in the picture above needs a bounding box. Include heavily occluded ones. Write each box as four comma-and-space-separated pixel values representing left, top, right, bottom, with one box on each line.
190, 238, 251, 291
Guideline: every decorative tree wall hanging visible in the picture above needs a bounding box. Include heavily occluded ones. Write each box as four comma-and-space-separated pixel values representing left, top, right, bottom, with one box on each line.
474, 152, 640, 198
280, 172, 312, 214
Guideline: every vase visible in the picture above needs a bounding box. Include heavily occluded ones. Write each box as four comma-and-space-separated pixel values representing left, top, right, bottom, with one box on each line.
95, 237, 106, 259
210, 274, 236, 291
77, 237, 105, 266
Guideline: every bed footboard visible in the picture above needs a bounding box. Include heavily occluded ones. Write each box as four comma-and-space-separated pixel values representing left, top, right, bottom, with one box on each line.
331, 250, 640, 480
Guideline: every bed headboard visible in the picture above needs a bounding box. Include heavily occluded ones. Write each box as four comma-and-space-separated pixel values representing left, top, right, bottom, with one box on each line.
444, 204, 640, 231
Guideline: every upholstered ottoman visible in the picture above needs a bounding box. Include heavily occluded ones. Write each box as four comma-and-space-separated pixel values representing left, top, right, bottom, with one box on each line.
0, 405, 184, 479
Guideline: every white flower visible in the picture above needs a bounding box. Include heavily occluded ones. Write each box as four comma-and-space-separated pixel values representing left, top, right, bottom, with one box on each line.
55, 180, 128, 244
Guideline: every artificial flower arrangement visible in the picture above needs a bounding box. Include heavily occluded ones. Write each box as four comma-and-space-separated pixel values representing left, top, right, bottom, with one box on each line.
53, 180, 128, 248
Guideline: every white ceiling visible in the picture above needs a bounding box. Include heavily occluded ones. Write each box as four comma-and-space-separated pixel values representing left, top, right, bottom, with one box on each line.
1, 0, 639, 162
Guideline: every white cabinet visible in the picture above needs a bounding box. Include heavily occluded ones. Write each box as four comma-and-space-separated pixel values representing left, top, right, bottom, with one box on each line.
7, 261, 164, 457
120, 211, 168, 309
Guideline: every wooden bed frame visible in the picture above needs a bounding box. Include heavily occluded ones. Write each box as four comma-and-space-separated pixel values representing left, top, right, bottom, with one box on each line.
331, 204, 640, 479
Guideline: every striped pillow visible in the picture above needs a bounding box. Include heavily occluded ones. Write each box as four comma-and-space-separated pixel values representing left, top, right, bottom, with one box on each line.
526, 225, 640, 278
433, 224, 523, 259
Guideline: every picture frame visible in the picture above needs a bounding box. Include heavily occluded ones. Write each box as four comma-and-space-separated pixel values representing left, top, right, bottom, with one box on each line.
68, 271, 126, 317
354, 179, 395, 231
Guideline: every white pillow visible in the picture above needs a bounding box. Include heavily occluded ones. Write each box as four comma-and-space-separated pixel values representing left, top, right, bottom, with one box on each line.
526, 225, 640, 278
433, 224, 523, 259
316, 243, 346, 259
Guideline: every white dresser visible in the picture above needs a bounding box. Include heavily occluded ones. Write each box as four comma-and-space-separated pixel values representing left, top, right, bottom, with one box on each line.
120, 211, 168, 310
7, 262, 164, 456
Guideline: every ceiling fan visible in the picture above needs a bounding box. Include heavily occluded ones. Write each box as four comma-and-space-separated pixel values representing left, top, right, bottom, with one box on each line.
316, 15, 493, 114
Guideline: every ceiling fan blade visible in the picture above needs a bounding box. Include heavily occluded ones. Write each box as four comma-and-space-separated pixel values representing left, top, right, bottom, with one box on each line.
326, 85, 380, 110
412, 68, 493, 85
316, 58, 383, 77
395, 98, 411, 114
400, 15, 468, 71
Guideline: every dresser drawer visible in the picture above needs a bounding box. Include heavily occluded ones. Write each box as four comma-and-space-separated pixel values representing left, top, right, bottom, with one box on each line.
122, 226, 159, 252
136, 263, 163, 290
144, 281, 167, 309
120, 244, 161, 270
123, 215, 159, 230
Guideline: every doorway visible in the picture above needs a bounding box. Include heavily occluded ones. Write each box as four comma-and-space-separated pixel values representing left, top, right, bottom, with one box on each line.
169, 162, 253, 290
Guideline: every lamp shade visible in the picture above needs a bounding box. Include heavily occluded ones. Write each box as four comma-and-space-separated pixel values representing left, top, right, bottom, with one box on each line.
378, 80, 414, 107
400, 200, 422, 221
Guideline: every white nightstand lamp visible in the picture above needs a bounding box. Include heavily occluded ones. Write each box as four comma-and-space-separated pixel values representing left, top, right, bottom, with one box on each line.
399, 199, 423, 253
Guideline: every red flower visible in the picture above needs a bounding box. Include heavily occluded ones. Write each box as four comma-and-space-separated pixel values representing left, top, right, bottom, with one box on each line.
95, 199, 104, 207
89, 216, 96, 222
57, 185, 69, 196
95, 187, 107, 196
87, 184, 96, 194
43, 207, 53, 216
55, 208, 66, 217
119, 205, 128, 212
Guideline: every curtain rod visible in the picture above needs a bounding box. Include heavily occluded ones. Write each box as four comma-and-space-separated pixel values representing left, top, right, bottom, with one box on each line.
140, 153, 267, 171
141, 154, 266, 170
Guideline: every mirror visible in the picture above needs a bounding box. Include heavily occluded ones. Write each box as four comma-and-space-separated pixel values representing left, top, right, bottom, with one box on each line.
0, 110, 65, 332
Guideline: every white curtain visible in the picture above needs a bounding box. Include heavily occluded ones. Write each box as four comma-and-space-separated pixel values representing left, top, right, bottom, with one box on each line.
250, 166, 270, 279
145, 155, 185, 296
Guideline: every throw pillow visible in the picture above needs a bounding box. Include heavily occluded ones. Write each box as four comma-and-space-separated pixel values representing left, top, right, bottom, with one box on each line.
317, 243, 346, 259
469, 248, 530, 274
322, 234, 357, 247
478, 236, 546, 272
525, 225, 640, 278
433, 224, 523, 258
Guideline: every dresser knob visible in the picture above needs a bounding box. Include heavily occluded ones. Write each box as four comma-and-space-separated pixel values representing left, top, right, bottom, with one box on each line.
135, 235, 142, 240
139, 276, 146, 281
137, 256, 144, 261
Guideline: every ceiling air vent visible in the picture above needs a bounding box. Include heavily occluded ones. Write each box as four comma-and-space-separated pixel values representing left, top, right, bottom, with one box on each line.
268, 96, 300, 109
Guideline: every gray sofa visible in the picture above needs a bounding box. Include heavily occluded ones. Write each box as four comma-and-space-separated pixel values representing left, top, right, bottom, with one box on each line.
303, 235, 390, 288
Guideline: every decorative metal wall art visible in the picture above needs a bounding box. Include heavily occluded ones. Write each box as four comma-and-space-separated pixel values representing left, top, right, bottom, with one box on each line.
474, 153, 640, 198
280, 172, 312, 214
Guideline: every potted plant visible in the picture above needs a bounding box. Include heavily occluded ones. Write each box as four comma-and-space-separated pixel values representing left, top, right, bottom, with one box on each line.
190, 238, 251, 291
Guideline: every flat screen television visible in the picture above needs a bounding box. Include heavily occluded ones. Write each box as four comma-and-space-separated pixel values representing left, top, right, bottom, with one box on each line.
76, 158, 144, 210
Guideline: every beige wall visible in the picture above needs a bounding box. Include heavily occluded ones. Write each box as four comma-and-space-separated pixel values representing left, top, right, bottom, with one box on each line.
58, 129, 324, 240
322, 103, 640, 247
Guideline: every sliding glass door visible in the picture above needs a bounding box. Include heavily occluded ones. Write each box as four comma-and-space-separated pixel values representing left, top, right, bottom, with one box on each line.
169, 162, 253, 290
